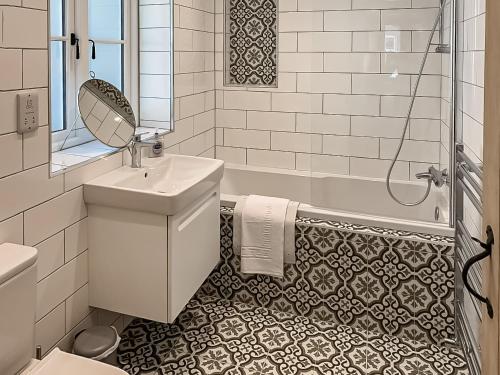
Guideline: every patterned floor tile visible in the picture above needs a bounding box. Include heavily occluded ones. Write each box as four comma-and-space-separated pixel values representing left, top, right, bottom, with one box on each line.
117, 294, 468, 375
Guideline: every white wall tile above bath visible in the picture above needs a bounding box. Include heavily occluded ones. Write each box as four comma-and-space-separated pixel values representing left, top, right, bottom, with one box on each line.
297, 32, 351, 52
296, 113, 350, 135
352, 31, 412, 53
324, 53, 381, 73
224, 91, 271, 111
279, 11, 324, 32
380, 138, 440, 163
297, 0, 350, 11
323, 135, 380, 158
247, 149, 296, 170
324, 10, 381, 31
216, 109, 247, 129
279, 52, 324, 72
380, 96, 441, 119
247, 111, 296, 132
324, 94, 380, 116
351, 116, 406, 139
216, 146, 247, 164
279, 33, 298, 52
272, 93, 323, 113
352, 0, 411, 10
352, 74, 410, 96
381, 8, 439, 31
296, 153, 349, 174
297, 73, 351, 94
271, 132, 322, 153
224, 128, 271, 149
350, 157, 409, 180
381, 53, 441, 75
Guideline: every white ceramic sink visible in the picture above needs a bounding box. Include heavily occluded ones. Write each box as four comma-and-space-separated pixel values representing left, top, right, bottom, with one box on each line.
84, 154, 224, 215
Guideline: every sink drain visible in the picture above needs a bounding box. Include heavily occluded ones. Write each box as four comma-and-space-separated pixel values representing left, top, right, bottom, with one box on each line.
435, 206, 440, 221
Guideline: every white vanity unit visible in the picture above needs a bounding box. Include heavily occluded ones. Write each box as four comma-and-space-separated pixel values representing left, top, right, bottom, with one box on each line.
84, 155, 224, 323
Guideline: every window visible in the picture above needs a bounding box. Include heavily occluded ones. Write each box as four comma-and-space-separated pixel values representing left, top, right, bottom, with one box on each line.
49, 0, 133, 149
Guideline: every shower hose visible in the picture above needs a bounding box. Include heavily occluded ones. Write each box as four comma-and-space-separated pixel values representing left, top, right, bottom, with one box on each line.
385, 0, 447, 206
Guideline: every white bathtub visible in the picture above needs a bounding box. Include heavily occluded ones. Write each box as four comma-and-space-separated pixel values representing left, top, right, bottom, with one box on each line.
220, 163, 453, 237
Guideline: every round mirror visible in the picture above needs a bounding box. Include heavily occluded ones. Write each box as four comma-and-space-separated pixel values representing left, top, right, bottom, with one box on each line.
77, 79, 136, 148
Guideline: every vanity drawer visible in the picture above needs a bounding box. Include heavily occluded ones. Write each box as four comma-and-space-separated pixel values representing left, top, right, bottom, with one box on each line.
167, 187, 220, 322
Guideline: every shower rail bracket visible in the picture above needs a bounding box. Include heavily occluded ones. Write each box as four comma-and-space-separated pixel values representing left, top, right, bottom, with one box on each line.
462, 225, 494, 319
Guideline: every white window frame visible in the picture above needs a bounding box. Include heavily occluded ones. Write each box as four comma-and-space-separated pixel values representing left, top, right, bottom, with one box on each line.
50, 0, 138, 150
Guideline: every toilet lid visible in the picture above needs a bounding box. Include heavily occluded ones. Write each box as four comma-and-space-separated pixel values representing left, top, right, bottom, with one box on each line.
24, 348, 127, 375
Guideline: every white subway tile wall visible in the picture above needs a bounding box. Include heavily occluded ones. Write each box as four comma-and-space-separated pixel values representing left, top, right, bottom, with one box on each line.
164, 0, 216, 157
215, 0, 448, 180
0, 0, 215, 357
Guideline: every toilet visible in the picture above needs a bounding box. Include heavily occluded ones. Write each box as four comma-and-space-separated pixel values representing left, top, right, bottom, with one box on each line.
0, 243, 127, 375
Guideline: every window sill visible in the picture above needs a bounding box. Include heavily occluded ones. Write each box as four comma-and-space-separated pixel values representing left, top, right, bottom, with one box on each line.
50, 127, 171, 175
51, 140, 119, 175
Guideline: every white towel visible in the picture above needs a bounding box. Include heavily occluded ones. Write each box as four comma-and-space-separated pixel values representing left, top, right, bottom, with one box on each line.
284, 200, 299, 264
233, 196, 247, 256
240, 195, 288, 277
234, 196, 298, 265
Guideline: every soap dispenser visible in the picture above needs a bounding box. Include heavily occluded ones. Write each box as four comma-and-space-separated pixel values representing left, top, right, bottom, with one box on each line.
150, 131, 164, 158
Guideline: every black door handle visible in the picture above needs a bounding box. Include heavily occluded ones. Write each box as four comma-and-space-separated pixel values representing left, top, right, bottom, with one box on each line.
462, 225, 494, 318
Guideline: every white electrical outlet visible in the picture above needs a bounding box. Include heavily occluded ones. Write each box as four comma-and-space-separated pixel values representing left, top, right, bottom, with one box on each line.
17, 92, 39, 134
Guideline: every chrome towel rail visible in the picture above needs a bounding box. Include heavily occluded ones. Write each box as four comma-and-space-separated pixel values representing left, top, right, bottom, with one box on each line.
456, 178, 482, 216
457, 162, 483, 198
455, 143, 493, 318
456, 144, 483, 180
456, 220, 484, 317
457, 221, 483, 279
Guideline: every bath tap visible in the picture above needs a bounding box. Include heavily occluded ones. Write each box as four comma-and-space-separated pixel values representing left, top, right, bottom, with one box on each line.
415, 166, 449, 188
130, 134, 155, 168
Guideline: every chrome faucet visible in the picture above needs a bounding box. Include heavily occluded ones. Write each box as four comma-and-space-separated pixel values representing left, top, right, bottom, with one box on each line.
130, 134, 154, 168
415, 166, 449, 188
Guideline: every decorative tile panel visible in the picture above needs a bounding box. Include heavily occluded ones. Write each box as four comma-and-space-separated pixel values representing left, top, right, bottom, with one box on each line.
201, 207, 455, 345
225, 0, 278, 86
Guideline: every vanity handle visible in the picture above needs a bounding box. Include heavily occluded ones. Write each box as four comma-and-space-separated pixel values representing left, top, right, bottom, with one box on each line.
462, 225, 494, 319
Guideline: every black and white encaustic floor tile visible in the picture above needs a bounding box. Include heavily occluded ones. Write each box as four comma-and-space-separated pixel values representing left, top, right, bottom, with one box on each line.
117, 293, 468, 375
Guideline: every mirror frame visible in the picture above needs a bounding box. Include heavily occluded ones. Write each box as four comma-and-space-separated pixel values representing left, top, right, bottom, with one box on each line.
77, 78, 137, 148
48, 0, 175, 176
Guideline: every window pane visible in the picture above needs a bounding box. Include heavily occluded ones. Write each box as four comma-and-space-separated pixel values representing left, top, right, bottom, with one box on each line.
88, 0, 122, 40
50, 0, 64, 36
89, 43, 123, 90
50, 41, 65, 131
